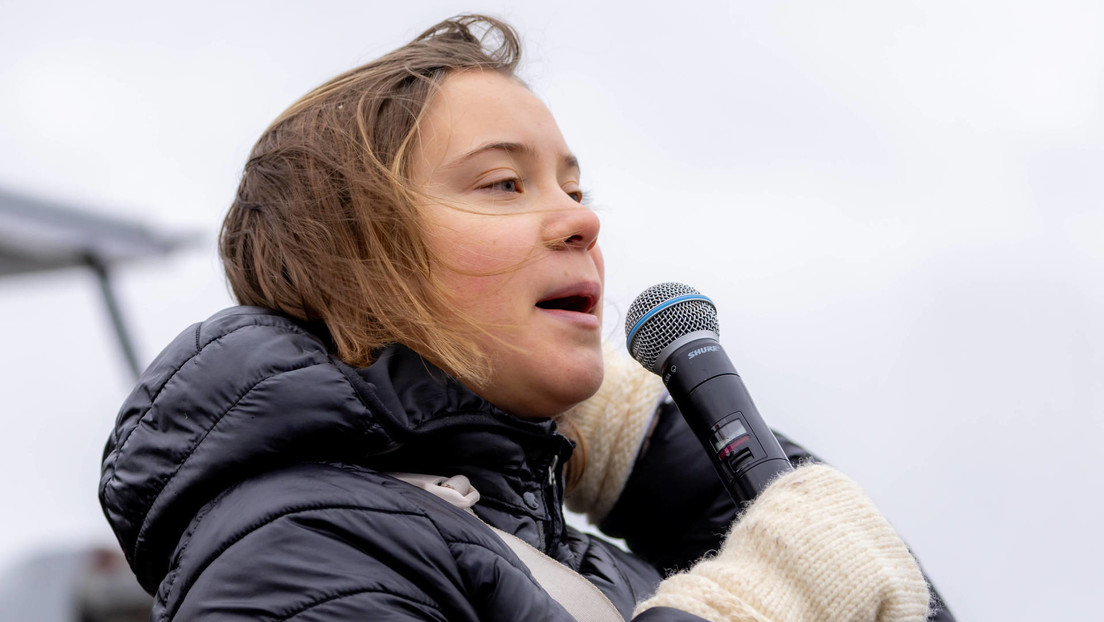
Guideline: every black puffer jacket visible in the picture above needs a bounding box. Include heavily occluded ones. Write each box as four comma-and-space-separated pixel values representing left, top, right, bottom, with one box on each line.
99, 307, 952, 621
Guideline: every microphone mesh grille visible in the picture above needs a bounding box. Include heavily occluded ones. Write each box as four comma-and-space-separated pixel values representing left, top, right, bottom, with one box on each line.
625, 282, 719, 372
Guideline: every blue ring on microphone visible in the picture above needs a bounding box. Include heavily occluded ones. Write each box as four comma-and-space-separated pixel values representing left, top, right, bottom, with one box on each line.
626, 294, 714, 351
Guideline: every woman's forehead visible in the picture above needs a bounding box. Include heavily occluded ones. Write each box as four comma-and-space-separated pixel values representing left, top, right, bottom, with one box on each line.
413, 71, 572, 172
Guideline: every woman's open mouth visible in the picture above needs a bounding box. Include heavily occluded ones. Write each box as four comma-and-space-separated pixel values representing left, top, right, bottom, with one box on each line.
535, 281, 601, 325
536, 294, 595, 313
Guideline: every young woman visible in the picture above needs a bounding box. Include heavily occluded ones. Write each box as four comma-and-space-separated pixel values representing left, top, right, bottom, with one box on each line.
99, 15, 952, 621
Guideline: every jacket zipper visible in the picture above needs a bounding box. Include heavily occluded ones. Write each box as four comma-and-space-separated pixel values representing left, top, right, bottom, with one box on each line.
542, 453, 561, 553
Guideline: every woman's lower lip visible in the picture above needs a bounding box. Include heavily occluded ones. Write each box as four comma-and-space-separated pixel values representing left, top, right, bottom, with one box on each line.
538, 308, 601, 328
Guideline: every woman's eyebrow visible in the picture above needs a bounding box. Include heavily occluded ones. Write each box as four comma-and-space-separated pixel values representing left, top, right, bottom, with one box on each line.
444, 141, 580, 174
563, 154, 580, 174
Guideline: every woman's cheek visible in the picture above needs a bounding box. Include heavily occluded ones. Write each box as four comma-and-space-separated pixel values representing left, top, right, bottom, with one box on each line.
591, 244, 605, 283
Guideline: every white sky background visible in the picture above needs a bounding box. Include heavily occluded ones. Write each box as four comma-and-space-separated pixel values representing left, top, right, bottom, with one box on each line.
1, 1, 1102, 619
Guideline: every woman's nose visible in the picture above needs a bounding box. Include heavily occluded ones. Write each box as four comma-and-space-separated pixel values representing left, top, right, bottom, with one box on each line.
546, 196, 600, 252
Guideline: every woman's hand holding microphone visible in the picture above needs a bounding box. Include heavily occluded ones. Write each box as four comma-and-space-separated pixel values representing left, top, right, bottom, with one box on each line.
568, 351, 931, 621
636, 463, 931, 621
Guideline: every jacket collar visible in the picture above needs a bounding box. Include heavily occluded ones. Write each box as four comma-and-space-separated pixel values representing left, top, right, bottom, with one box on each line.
348, 343, 575, 542
100, 307, 574, 590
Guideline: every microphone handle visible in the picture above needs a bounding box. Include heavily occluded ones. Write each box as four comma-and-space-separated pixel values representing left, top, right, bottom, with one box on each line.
661, 338, 793, 506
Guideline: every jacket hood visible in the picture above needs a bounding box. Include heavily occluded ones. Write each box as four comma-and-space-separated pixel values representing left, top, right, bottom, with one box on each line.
99, 306, 573, 593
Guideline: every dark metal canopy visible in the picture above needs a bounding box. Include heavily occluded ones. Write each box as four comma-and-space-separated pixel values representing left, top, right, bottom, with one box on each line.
0, 186, 198, 378
0, 187, 190, 277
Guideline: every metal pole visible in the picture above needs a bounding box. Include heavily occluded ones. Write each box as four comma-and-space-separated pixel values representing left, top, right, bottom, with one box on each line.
85, 255, 141, 380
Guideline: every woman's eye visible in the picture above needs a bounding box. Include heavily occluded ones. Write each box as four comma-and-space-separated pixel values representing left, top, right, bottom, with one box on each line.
485, 178, 520, 193
567, 189, 585, 203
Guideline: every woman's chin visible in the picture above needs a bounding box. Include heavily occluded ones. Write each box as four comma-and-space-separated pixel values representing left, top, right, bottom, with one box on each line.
474, 344, 605, 419
549, 361, 606, 415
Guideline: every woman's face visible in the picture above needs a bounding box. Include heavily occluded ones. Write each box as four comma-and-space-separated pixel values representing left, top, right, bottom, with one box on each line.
410, 70, 604, 418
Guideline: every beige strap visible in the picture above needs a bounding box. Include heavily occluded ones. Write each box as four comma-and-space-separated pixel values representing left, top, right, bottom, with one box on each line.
388, 473, 625, 622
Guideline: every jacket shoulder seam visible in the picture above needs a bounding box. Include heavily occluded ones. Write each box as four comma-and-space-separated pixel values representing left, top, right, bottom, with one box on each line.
106, 317, 320, 489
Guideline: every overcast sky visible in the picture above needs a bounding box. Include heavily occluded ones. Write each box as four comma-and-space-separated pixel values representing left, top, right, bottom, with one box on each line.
1, 2, 1102, 620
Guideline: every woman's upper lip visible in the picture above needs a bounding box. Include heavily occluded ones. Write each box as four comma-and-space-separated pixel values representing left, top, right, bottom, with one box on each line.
536, 281, 602, 314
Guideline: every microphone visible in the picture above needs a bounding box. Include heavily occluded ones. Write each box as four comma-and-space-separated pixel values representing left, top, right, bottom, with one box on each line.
625, 282, 792, 505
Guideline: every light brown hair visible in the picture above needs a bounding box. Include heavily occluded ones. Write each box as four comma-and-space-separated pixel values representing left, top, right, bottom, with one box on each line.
220, 15, 519, 382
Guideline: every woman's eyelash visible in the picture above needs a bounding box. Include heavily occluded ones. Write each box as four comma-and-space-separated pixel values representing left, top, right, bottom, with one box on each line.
482, 178, 520, 193
478, 179, 587, 204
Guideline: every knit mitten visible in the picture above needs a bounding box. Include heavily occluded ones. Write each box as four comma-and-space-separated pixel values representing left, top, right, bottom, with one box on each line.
635, 465, 931, 622
563, 345, 667, 524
